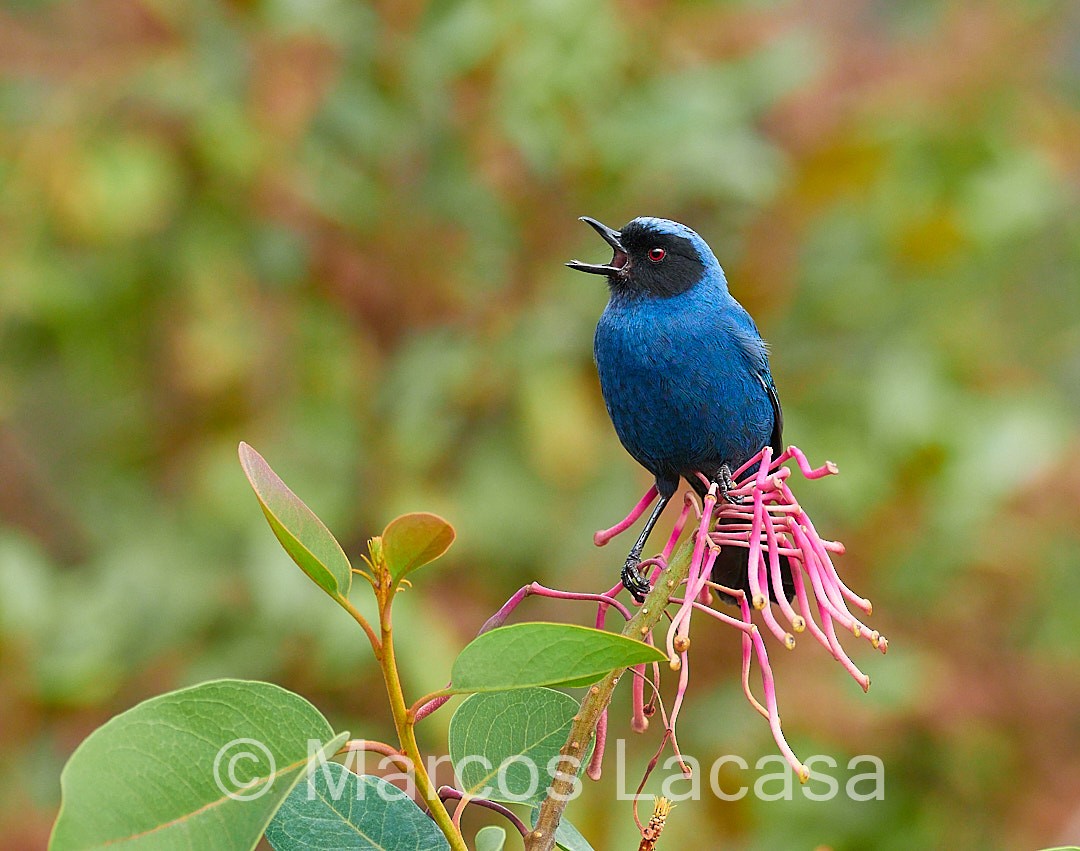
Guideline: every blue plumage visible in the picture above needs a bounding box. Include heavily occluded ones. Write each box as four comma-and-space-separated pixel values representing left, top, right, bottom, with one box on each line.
568, 215, 784, 599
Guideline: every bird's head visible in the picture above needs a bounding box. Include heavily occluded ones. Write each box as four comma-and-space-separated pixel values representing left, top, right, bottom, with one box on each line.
566, 216, 724, 297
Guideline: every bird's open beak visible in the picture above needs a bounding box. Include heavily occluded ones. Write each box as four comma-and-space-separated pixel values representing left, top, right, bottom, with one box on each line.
566, 216, 629, 276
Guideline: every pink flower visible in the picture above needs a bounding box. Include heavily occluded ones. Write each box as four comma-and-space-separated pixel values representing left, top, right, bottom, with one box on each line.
593, 445, 886, 783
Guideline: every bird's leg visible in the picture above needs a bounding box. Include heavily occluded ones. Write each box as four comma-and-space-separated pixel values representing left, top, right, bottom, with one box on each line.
621, 492, 672, 602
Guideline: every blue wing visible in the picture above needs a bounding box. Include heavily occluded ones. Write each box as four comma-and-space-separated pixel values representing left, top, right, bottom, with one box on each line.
757, 371, 783, 454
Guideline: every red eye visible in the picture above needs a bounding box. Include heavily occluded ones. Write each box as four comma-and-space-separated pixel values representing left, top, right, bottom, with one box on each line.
648, 248, 666, 262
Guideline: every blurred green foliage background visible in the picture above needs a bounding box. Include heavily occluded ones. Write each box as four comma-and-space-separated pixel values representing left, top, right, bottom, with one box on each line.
1, 0, 1079, 848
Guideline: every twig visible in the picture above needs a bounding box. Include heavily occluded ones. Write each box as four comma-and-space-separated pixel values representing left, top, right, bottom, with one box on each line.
523, 538, 696, 851
437, 787, 530, 837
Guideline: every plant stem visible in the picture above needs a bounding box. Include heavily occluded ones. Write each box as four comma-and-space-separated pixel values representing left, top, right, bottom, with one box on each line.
338, 739, 412, 772
337, 595, 382, 660
378, 590, 467, 851
438, 787, 530, 837
524, 539, 696, 851
408, 688, 452, 718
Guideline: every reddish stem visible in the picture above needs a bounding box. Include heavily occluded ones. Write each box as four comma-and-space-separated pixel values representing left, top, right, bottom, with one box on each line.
587, 709, 608, 780
661, 493, 696, 561
530, 582, 633, 621
437, 787, 529, 837
594, 485, 658, 546
631, 663, 649, 733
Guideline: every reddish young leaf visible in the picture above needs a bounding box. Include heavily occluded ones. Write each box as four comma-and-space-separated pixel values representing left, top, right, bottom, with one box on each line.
381, 512, 456, 582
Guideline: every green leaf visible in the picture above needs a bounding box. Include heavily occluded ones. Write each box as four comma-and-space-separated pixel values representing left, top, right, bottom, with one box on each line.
265, 762, 449, 851
381, 512, 455, 581
238, 442, 352, 599
550, 674, 606, 689
50, 679, 347, 851
474, 826, 506, 851
449, 688, 590, 807
449, 623, 666, 693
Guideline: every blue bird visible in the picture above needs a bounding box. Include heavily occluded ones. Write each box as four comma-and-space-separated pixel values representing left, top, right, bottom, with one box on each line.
567, 216, 787, 602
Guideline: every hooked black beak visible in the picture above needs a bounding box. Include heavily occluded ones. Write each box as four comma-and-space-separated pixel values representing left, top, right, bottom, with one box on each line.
566, 216, 629, 276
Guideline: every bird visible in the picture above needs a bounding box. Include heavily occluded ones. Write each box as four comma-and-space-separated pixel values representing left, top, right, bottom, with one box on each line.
567, 215, 790, 603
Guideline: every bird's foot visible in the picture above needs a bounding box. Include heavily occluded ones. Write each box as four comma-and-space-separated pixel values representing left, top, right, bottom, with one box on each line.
621, 556, 652, 603
717, 464, 745, 505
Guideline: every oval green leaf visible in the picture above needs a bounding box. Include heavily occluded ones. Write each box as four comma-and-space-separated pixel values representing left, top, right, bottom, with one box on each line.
448, 688, 590, 807
381, 512, 455, 582
449, 623, 666, 693
266, 762, 449, 851
474, 826, 506, 851
50, 679, 347, 851
239, 442, 352, 600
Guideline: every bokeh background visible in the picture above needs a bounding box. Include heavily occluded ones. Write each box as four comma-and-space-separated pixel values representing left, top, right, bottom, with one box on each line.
2, 0, 1079, 848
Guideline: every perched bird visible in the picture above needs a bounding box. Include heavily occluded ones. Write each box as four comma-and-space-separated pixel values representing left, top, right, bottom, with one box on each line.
567, 216, 789, 602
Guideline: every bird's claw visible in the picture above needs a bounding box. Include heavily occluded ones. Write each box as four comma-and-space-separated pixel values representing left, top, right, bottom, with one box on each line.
717, 464, 745, 505
621, 556, 652, 603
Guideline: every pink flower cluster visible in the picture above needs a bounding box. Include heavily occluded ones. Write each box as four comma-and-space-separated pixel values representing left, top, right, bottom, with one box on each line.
592, 445, 886, 784
421, 444, 886, 818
